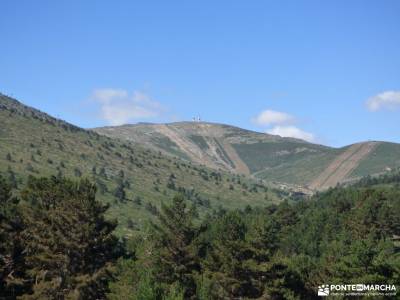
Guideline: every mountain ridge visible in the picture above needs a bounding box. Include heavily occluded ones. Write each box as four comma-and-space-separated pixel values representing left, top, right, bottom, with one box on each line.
94, 122, 400, 189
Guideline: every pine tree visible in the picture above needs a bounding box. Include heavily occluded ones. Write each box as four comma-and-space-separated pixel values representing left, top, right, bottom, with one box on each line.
0, 175, 23, 298
7, 166, 18, 189
13, 176, 121, 299
114, 181, 126, 202
99, 167, 107, 179
201, 211, 258, 298
6, 153, 12, 161
152, 194, 200, 298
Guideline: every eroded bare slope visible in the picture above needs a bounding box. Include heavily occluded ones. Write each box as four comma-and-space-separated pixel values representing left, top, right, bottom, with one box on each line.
309, 142, 380, 190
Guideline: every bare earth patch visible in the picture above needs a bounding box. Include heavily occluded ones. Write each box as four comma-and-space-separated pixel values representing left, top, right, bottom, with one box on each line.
309, 142, 380, 190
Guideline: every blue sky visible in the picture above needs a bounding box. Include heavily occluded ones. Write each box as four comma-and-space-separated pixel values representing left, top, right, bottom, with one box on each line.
1, 0, 399, 147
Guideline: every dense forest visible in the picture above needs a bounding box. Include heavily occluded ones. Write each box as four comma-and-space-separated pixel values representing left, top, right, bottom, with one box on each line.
1, 172, 399, 299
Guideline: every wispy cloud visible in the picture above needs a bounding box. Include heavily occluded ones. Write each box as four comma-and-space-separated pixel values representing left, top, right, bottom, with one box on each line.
252, 109, 315, 142
91, 88, 164, 126
253, 109, 294, 126
92, 89, 128, 104
267, 125, 315, 142
366, 91, 400, 111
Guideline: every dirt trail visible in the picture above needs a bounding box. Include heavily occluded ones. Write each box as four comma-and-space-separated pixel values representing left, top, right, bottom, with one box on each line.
309, 142, 379, 190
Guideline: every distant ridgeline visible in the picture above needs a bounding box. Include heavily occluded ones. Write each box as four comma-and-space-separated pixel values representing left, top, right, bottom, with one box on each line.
94, 122, 400, 190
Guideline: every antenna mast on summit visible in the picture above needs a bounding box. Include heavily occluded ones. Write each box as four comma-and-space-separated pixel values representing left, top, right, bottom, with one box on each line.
192, 115, 201, 122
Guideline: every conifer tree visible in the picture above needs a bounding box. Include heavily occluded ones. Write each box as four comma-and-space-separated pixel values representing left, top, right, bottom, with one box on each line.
13, 176, 121, 299
152, 194, 200, 298
0, 175, 23, 298
114, 181, 126, 202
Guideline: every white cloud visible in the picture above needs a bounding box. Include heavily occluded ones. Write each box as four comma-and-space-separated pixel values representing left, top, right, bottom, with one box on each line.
252, 109, 316, 142
267, 125, 315, 142
92, 89, 128, 104
91, 88, 164, 125
366, 91, 400, 111
253, 109, 294, 126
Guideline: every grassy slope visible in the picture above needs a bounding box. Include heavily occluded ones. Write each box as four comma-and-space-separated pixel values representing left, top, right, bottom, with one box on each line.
0, 95, 281, 236
96, 123, 340, 184
350, 142, 400, 178
231, 141, 341, 184
95, 116, 400, 188
254, 150, 341, 185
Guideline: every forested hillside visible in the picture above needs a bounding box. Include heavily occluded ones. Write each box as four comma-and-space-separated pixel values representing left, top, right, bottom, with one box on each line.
107, 172, 400, 299
0, 94, 282, 235
1, 171, 399, 299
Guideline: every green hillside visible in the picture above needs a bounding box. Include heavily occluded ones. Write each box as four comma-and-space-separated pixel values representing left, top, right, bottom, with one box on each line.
95, 122, 400, 189
231, 140, 341, 184
0, 94, 282, 236
350, 142, 400, 177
